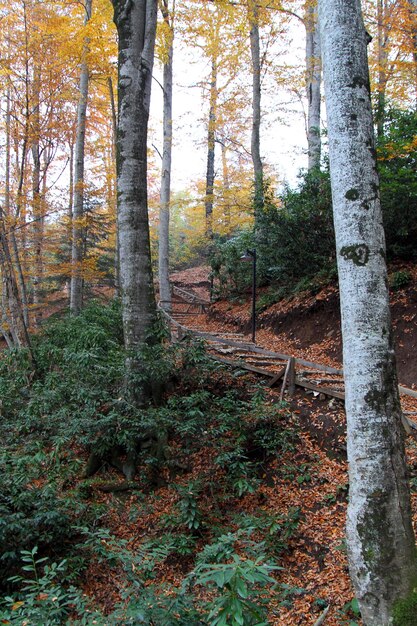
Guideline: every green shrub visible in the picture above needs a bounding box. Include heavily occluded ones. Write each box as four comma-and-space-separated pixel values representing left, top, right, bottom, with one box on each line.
378, 108, 417, 260
194, 553, 279, 626
389, 270, 412, 291
392, 591, 417, 626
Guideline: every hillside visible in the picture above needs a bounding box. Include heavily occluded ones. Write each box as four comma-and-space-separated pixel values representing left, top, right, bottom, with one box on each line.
172, 263, 417, 389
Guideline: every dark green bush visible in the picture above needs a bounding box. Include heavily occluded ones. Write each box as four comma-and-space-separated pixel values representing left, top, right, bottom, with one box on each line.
378, 108, 417, 260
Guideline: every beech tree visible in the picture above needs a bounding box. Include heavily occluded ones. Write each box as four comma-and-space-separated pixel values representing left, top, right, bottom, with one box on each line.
158, 0, 174, 312
305, 0, 321, 169
248, 0, 263, 209
319, 0, 417, 623
111, 0, 158, 381
70, 0, 92, 315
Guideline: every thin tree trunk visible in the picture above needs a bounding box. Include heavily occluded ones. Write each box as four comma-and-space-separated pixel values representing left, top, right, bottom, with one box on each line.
248, 0, 263, 212
70, 0, 92, 315
220, 141, 231, 228
305, 0, 322, 170
205, 59, 217, 239
158, 0, 174, 312
111, 0, 158, 376
408, 0, 417, 109
5, 87, 11, 217
0, 208, 33, 357
31, 63, 43, 324
319, 1, 417, 624
108, 75, 120, 294
376, 0, 388, 138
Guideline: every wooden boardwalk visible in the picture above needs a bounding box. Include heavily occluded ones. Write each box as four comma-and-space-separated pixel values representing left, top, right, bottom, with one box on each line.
159, 287, 417, 434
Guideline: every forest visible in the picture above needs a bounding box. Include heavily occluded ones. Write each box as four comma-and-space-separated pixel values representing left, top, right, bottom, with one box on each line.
2, 0, 417, 625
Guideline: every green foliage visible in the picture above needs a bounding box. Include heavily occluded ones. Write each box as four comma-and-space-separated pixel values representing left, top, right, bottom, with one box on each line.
194, 554, 279, 626
175, 481, 204, 531
0, 300, 306, 622
378, 108, 417, 259
392, 590, 417, 626
209, 231, 255, 299
0, 445, 85, 584
389, 270, 412, 291
337, 597, 361, 626
216, 448, 259, 497
1, 547, 102, 625
256, 173, 335, 286
238, 507, 302, 557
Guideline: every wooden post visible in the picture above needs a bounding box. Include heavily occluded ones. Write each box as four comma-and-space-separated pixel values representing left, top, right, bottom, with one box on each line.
288, 356, 296, 396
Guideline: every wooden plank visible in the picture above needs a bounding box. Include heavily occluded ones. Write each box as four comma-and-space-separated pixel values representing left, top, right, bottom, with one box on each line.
210, 355, 279, 378
399, 385, 417, 400
268, 366, 287, 388
294, 377, 346, 400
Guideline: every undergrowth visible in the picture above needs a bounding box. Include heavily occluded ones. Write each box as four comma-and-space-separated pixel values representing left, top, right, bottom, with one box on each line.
0, 300, 303, 624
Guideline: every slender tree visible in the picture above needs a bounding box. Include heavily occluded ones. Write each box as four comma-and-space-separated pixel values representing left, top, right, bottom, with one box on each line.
70, 0, 92, 315
248, 0, 263, 210
204, 57, 217, 239
111, 0, 158, 387
305, 0, 321, 169
319, 0, 417, 623
158, 0, 174, 312
408, 0, 417, 107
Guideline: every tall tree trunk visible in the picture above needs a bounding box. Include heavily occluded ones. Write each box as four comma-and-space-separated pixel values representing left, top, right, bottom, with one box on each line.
158, 0, 174, 312
111, 0, 158, 374
305, 0, 322, 170
108, 75, 120, 295
70, 0, 92, 315
220, 141, 231, 228
248, 0, 263, 213
408, 0, 417, 109
5, 87, 11, 217
319, 1, 417, 624
31, 63, 43, 325
376, 0, 388, 138
205, 59, 217, 239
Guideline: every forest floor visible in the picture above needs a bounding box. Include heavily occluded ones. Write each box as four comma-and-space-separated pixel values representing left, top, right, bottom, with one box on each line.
165, 263, 417, 625
8, 266, 416, 625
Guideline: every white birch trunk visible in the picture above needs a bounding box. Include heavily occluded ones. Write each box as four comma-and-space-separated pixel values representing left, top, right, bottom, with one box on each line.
158, 0, 174, 312
70, 0, 92, 315
305, 0, 321, 170
111, 0, 158, 357
319, 1, 417, 623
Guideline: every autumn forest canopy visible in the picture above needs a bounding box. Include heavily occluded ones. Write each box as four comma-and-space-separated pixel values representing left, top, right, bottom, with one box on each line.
3, 0, 417, 625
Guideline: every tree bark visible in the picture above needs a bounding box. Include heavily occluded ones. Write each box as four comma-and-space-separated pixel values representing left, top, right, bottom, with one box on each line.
31, 62, 43, 325
305, 0, 321, 170
205, 58, 217, 239
248, 0, 263, 212
70, 0, 92, 315
0, 208, 33, 357
376, 0, 388, 138
408, 0, 417, 109
111, 0, 158, 364
158, 0, 174, 312
319, 1, 417, 623
108, 75, 120, 295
